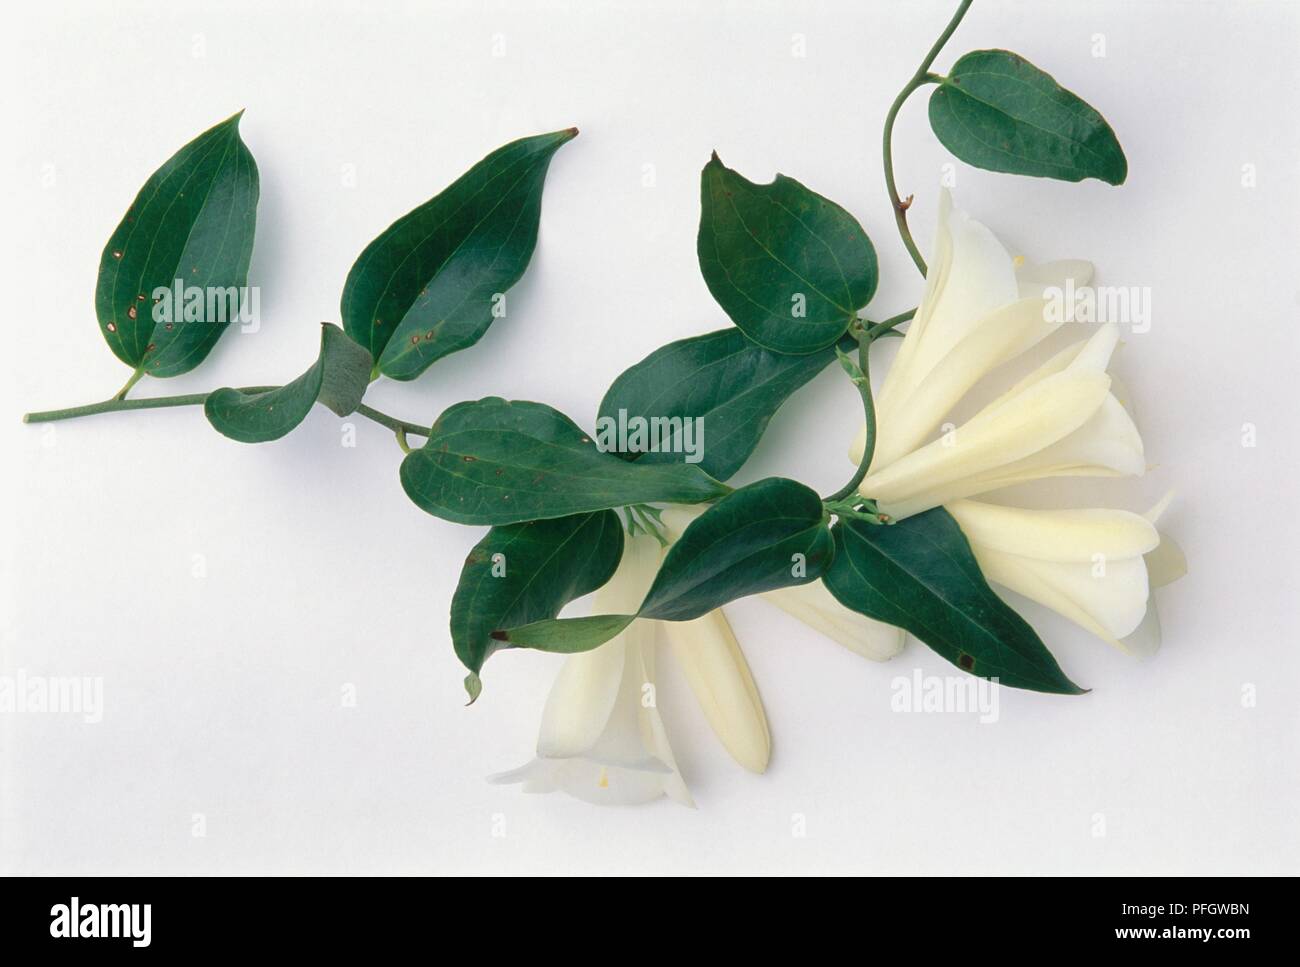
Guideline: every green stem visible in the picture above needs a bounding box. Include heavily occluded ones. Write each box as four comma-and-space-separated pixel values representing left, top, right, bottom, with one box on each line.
826, 331, 877, 503
114, 368, 146, 401
24, 390, 428, 438
866, 307, 917, 340
882, 0, 973, 276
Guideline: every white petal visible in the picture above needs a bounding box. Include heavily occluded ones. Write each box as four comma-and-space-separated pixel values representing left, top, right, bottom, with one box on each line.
663, 607, 771, 774
974, 545, 1150, 643
762, 581, 906, 661
534, 533, 662, 759
861, 368, 1112, 512
1015, 258, 1094, 300
947, 499, 1159, 563
878, 190, 1019, 410
1119, 599, 1162, 659
867, 297, 1061, 470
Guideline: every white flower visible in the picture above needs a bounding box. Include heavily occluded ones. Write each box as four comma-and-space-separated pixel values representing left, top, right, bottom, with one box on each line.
493, 527, 775, 806
850, 190, 1143, 520
947, 497, 1184, 653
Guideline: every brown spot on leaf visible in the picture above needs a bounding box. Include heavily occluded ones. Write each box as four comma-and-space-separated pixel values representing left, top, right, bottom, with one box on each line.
958, 653, 975, 671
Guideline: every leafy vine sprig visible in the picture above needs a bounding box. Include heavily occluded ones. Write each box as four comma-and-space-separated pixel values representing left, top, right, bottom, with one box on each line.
24, 0, 1146, 715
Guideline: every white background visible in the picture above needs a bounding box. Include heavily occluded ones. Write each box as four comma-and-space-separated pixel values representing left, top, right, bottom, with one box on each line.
2, 0, 1297, 875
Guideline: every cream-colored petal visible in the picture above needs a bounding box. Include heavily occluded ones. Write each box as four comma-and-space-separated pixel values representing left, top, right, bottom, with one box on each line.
861, 368, 1112, 509
865, 297, 1060, 469
536, 638, 628, 759
875, 389, 1143, 519
1015, 258, 1094, 300
1119, 599, 1162, 659
535, 532, 662, 759
761, 581, 906, 661
974, 545, 1150, 644
663, 607, 771, 774
947, 499, 1158, 563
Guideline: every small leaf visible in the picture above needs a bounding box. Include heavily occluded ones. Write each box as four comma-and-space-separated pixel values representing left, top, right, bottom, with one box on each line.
698, 153, 877, 355
450, 511, 624, 689
341, 129, 577, 381
598, 328, 837, 480
96, 112, 259, 378
400, 397, 729, 526
502, 478, 832, 652
205, 323, 371, 443
928, 50, 1127, 185
823, 508, 1085, 694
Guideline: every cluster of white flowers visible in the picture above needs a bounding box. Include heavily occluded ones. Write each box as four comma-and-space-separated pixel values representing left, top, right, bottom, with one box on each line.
494, 191, 1185, 806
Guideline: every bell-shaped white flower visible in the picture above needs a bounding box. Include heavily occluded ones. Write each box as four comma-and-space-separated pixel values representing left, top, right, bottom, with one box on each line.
849, 191, 1142, 520
491, 533, 693, 806
859, 322, 1143, 519
946, 496, 1185, 653
864, 189, 1087, 471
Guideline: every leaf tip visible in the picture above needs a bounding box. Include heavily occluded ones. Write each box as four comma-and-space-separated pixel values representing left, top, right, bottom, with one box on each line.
463, 672, 483, 706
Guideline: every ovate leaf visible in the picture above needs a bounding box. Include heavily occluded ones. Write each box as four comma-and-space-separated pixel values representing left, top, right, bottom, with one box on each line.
205, 323, 371, 443
400, 398, 729, 526
96, 112, 259, 377
928, 50, 1127, 185
450, 511, 623, 697
823, 508, 1084, 694
697, 154, 877, 355
500, 478, 832, 652
598, 328, 837, 480
341, 129, 577, 381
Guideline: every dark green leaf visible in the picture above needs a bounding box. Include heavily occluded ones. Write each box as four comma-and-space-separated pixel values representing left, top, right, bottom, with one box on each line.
205, 323, 371, 443
928, 50, 1127, 185
450, 511, 624, 694
502, 478, 832, 652
598, 328, 837, 480
697, 153, 876, 355
341, 129, 577, 381
96, 112, 259, 378
400, 397, 729, 526
639, 477, 832, 620
823, 508, 1085, 694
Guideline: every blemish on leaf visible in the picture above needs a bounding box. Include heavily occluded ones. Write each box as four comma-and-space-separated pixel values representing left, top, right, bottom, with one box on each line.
489, 630, 510, 642
127, 305, 137, 320
111, 250, 123, 259
958, 653, 975, 671
106, 322, 117, 332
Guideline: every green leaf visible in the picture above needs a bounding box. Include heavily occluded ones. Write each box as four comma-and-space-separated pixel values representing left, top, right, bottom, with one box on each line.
598, 328, 837, 480
823, 508, 1085, 695
205, 323, 371, 443
96, 112, 259, 378
400, 397, 729, 526
928, 50, 1127, 185
697, 153, 877, 355
341, 129, 577, 381
450, 511, 624, 694
501, 478, 832, 651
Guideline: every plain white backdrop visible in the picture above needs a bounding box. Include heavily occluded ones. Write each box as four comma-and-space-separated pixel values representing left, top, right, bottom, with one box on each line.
2, 0, 1297, 875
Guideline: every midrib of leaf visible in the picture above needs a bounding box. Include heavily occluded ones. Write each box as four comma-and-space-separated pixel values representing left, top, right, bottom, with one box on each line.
158, 141, 251, 373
